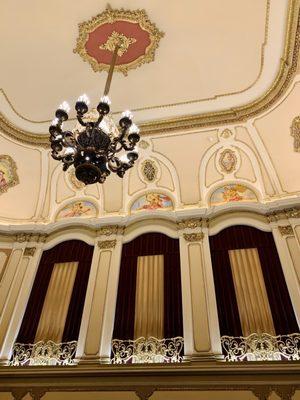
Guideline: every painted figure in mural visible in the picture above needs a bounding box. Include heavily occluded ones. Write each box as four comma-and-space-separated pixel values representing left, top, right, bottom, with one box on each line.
142, 193, 169, 210
62, 201, 91, 218
0, 170, 7, 189
222, 185, 245, 202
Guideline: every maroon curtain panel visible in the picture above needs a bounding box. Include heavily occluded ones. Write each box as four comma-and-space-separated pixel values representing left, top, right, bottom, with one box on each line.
113, 232, 183, 340
17, 240, 94, 343
209, 225, 299, 336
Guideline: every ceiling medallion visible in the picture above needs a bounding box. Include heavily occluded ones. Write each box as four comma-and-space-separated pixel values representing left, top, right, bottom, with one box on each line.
74, 6, 164, 76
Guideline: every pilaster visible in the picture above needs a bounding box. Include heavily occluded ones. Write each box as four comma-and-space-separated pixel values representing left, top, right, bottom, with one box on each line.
178, 218, 222, 360
76, 225, 123, 364
0, 233, 46, 363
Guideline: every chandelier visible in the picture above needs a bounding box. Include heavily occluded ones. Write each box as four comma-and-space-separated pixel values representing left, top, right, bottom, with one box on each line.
49, 42, 140, 185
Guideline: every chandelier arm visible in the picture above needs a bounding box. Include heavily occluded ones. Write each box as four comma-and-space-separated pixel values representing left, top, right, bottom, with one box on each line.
103, 44, 120, 96
77, 115, 88, 127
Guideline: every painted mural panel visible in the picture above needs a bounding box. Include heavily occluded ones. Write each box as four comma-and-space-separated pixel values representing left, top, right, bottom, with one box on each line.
210, 184, 257, 206
56, 200, 97, 220
131, 192, 173, 213
0, 155, 19, 194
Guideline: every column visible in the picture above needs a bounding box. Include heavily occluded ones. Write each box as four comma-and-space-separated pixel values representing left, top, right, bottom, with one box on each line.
76, 225, 123, 364
178, 219, 222, 360
0, 233, 46, 363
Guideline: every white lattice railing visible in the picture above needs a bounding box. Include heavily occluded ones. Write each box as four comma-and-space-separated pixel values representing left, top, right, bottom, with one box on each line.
111, 336, 184, 364
9, 340, 77, 366
221, 333, 300, 361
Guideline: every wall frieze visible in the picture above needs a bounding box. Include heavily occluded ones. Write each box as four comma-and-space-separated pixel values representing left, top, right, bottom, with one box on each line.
97, 225, 125, 236
15, 233, 48, 243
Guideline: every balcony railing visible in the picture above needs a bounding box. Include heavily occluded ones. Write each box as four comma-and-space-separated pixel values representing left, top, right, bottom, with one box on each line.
111, 336, 184, 364
221, 333, 300, 361
9, 340, 77, 366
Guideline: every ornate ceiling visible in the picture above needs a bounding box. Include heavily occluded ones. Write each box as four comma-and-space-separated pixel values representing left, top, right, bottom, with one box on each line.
0, 0, 300, 227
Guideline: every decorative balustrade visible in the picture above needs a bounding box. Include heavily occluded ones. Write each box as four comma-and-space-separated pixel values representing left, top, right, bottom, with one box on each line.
111, 336, 184, 364
9, 340, 77, 366
221, 333, 300, 361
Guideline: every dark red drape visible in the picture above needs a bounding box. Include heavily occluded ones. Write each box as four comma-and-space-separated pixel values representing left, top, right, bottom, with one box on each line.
113, 232, 183, 339
17, 240, 94, 343
209, 225, 299, 336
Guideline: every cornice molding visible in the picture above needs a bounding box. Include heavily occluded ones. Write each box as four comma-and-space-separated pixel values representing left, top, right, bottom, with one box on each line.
0, 2, 299, 145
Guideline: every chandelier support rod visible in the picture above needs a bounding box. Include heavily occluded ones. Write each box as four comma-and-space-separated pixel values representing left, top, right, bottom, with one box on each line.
103, 44, 120, 96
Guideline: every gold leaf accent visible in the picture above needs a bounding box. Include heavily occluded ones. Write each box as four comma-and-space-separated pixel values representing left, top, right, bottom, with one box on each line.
177, 218, 203, 230
278, 225, 294, 236
99, 31, 137, 56
98, 239, 117, 249
219, 149, 237, 174
24, 247, 36, 256
183, 233, 204, 242
0, 155, 19, 194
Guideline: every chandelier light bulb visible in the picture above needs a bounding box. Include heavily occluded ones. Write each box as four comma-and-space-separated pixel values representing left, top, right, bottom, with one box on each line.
77, 94, 90, 105
129, 123, 140, 134
64, 147, 76, 155
59, 101, 71, 113
122, 110, 133, 120
51, 118, 59, 126
100, 95, 111, 105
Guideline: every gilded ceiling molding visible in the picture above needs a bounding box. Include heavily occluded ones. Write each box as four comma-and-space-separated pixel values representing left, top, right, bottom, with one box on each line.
183, 232, 204, 242
266, 207, 300, 222
290, 115, 300, 151
73, 7, 164, 76
1, 2, 300, 145
98, 239, 117, 249
24, 247, 36, 257
278, 225, 294, 236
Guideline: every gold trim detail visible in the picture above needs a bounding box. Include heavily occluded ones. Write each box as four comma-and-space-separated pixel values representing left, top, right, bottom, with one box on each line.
278, 225, 294, 236
183, 233, 204, 242
15, 233, 48, 243
177, 218, 203, 230
218, 149, 237, 174
0, 155, 19, 194
97, 225, 124, 236
98, 239, 117, 249
221, 129, 233, 139
73, 6, 164, 76
141, 159, 158, 182
24, 247, 36, 257
99, 31, 136, 57
290, 115, 300, 152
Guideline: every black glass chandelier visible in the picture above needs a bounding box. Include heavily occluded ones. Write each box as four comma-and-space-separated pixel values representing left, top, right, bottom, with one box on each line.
49, 42, 140, 185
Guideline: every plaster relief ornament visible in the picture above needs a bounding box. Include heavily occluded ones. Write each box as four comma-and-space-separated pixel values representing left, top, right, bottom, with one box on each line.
74, 6, 164, 75
0, 155, 19, 194
219, 149, 237, 174
220, 129, 233, 139
141, 159, 158, 182
290, 115, 300, 152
